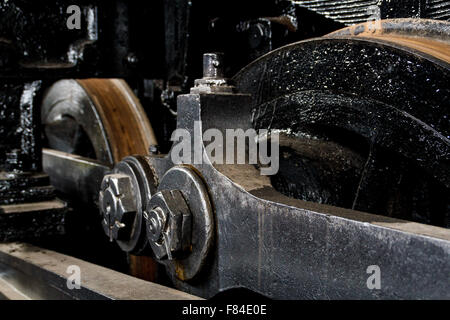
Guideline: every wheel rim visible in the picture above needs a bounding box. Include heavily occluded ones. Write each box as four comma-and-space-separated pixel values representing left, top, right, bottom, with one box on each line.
42, 78, 157, 165
42, 78, 159, 281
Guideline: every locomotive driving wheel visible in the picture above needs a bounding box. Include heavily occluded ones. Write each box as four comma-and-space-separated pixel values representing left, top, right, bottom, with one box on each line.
233, 19, 450, 227
41, 78, 159, 281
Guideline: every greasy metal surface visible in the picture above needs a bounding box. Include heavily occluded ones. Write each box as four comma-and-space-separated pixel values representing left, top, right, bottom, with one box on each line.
0, 242, 201, 300
146, 92, 450, 299
292, 0, 381, 25
0, 183, 55, 205
233, 39, 449, 139
329, 18, 450, 41
42, 148, 111, 205
2, 2, 448, 300
0, 80, 68, 241
232, 32, 450, 227
0, 1, 98, 70
0, 81, 42, 173
327, 19, 450, 64
0, 172, 50, 192
0, 1, 154, 79
0, 171, 56, 206
0, 199, 67, 242
292, 0, 450, 25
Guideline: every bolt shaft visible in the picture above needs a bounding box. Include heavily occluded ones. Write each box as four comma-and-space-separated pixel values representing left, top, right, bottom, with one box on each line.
203, 53, 224, 79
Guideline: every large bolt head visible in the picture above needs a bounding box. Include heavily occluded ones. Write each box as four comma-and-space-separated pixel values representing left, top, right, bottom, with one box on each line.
99, 173, 137, 241
102, 173, 134, 198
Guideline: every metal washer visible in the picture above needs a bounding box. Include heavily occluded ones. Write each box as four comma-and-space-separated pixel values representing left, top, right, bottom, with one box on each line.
111, 156, 157, 254
151, 166, 214, 281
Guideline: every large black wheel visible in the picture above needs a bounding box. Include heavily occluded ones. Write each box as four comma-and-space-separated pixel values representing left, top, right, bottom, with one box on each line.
234, 19, 450, 227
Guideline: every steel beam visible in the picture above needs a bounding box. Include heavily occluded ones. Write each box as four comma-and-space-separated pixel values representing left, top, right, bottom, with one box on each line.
42, 148, 111, 204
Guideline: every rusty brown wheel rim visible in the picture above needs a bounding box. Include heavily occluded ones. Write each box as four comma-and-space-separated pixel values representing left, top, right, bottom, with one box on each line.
76, 78, 157, 162
327, 18, 450, 65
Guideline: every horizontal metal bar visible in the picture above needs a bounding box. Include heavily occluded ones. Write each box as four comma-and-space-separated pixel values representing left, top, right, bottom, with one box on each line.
1, 200, 66, 215
0, 242, 201, 300
42, 148, 111, 204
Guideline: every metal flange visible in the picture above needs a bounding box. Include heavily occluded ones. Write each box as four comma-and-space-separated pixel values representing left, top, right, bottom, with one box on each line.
99, 156, 157, 254
145, 166, 214, 281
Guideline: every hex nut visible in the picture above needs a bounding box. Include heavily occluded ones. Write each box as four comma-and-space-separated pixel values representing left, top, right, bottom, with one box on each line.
99, 173, 137, 241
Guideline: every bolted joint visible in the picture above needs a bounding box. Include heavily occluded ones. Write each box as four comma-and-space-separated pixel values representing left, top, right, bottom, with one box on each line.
191, 53, 234, 94
203, 53, 224, 79
145, 190, 192, 261
99, 173, 137, 242
98, 155, 158, 255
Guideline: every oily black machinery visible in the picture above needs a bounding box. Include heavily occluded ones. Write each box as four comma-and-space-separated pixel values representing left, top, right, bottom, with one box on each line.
1, 1, 450, 299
